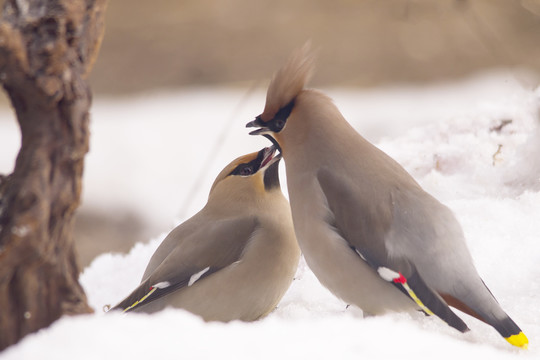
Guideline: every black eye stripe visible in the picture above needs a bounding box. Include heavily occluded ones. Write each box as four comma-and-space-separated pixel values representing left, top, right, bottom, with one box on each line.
230, 162, 257, 176
229, 149, 266, 176
275, 99, 295, 120
268, 99, 295, 132
239, 165, 253, 176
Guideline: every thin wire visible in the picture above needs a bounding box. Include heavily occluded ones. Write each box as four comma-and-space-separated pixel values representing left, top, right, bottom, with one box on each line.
177, 80, 262, 220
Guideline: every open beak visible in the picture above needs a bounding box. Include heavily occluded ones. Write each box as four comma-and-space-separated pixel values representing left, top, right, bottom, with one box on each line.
260, 145, 281, 169
246, 117, 269, 136
248, 117, 282, 153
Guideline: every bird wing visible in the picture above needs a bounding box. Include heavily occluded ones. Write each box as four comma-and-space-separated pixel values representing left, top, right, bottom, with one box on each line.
317, 168, 469, 332
111, 216, 259, 312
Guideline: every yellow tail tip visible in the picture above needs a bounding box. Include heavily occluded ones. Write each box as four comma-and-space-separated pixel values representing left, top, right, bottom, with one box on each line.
506, 332, 529, 349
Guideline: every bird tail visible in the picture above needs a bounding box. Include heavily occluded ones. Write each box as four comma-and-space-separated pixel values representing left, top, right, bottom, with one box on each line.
440, 282, 528, 349
499, 319, 528, 348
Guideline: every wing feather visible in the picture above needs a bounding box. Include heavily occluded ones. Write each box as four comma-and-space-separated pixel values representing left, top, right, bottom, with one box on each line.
111, 216, 258, 312
317, 168, 469, 332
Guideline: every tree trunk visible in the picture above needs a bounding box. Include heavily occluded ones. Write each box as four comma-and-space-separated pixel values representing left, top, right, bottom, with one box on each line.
0, 0, 107, 350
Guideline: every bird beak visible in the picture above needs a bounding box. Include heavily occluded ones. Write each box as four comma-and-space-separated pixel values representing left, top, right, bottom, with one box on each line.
246, 116, 269, 136
247, 117, 283, 153
260, 145, 281, 169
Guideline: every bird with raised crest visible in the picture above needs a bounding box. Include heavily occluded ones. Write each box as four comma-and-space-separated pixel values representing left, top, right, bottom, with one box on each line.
246, 44, 528, 348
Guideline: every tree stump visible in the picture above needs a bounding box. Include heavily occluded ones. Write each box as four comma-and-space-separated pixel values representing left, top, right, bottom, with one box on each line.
0, 0, 107, 350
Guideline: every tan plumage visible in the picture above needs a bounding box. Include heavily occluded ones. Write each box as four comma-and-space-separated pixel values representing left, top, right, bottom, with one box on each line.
247, 45, 528, 348
111, 146, 300, 322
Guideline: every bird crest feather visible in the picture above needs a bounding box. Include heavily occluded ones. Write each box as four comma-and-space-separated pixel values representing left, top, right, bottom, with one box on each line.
261, 42, 315, 121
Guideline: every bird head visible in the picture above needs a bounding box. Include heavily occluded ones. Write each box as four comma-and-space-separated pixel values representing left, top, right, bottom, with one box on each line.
208, 145, 282, 204
246, 43, 315, 152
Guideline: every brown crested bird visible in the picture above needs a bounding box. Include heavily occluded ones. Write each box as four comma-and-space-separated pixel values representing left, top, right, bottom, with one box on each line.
246, 45, 528, 348
111, 146, 300, 322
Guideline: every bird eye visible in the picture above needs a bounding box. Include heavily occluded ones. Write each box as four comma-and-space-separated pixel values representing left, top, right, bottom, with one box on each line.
270, 99, 294, 132
275, 119, 285, 130
230, 162, 259, 177
239, 166, 254, 176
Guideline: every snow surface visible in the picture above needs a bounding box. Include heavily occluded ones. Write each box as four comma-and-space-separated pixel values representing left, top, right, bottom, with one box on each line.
1, 71, 539, 359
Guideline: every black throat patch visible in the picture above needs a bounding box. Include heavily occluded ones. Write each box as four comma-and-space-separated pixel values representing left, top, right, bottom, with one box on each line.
263, 159, 281, 190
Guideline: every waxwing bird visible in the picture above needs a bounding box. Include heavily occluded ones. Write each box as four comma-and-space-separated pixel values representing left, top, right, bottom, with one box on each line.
246, 45, 528, 348
111, 146, 300, 322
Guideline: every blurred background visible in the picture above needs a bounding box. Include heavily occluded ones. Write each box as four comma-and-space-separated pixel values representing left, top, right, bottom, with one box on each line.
90, 0, 540, 93
1, 0, 540, 269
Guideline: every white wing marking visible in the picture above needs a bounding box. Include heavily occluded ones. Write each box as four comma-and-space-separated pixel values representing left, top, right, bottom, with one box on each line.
151, 281, 171, 289
377, 266, 400, 282
188, 267, 210, 287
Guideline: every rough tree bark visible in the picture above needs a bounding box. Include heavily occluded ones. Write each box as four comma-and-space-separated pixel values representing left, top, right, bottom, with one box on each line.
0, 0, 107, 350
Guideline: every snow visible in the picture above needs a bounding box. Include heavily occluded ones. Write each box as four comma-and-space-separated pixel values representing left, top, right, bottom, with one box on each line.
1, 70, 539, 359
